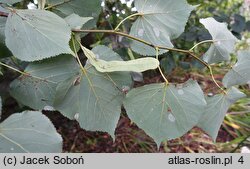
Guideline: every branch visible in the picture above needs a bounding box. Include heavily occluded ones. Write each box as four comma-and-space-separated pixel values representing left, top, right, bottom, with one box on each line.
72, 29, 226, 93
72, 29, 192, 55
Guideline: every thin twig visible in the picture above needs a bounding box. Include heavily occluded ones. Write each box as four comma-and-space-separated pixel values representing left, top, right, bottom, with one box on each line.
209, 67, 226, 94
114, 13, 142, 31
0, 61, 56, 83
72, 29, 190, 54
72, 29, 226, 92
0, 62, 28, 75
73, 38, 100, 99
71, 36, 85, 73
155, 47, 168, 84
189, 40, 215, 51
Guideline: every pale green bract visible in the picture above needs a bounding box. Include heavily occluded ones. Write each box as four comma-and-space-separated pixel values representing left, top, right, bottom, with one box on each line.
81, 44, 159, 72
123, 79, 207, 147
198, 87, 246, 141
10, 55, 80, 110
200, 17, 238, 64
64, 13, 93, 29
223, 50, 250, 88
5, 9, 73, 61
0, 111, 62, 153
129, 0, 195, 56
54, 45, 132, 139
92, 45, 124, 62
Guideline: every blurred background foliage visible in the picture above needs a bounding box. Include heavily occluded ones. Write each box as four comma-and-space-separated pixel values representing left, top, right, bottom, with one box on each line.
0, 0, 249, 152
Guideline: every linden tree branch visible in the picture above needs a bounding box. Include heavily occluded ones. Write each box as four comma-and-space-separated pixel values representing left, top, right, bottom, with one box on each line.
73, 29, 226, 93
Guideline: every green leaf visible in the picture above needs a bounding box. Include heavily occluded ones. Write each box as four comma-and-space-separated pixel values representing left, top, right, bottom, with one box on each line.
54, 46, 132, 138
200, 17, 238, 64
223, 50, 250, 88
129, 0, 195, 56
5, 9, 73, 61
0, 111, 62, 153
47, 0, 101, 17
123, 79, 206, 147
54, 68, 130, 139
81, 44, 159, 72
10, 55, 80, 110
198, 87, 246, 141
64, 13, 93, 29
47, 0, 101, 29
0, 0, 22, 5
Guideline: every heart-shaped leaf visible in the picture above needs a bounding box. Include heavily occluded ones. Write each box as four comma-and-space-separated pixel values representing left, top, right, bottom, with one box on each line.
198, 87, 246, 141
129, 0, 195, 56
10, 55, 80, 110
5, 9, 73, 61
200, 17, 238, 64
0, 111, 62, 153
54, 46, 132, 138
223, 50, 250, 88
123, 79, 206, 147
